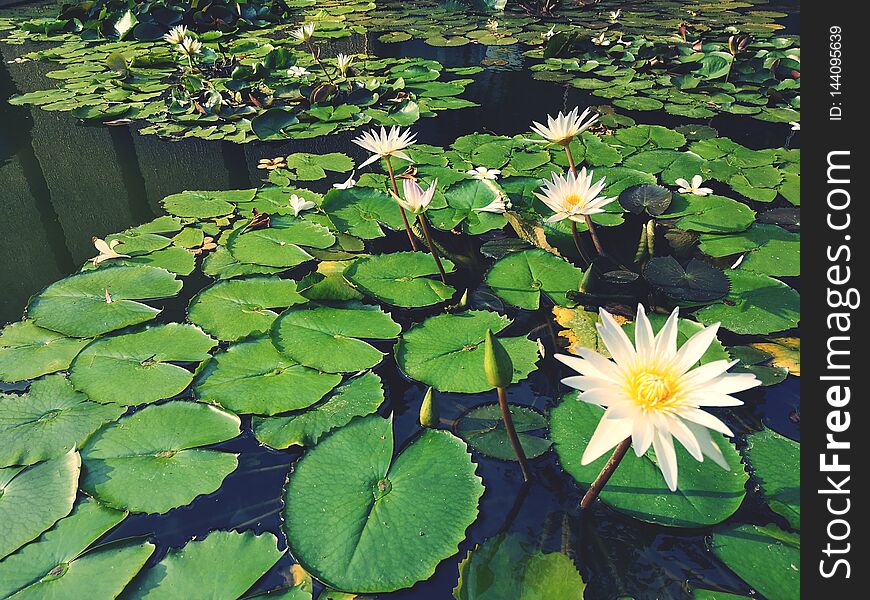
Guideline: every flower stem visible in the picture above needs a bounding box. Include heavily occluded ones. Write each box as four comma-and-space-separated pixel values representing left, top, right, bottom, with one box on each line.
564, 144, 607, 258
569, 220, 591, 266
580, 437, 631, 510
417, 213, 448, 284
305, 41, 337, 86
385, 156, 419, 251
497, 386, 533, 482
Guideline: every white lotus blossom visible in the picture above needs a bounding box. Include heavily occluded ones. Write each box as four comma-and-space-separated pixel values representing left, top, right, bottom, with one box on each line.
352, 126, 416, 168
535, 167, 616, 223
333, 172, 357, 189
91, 237, 129, 266
398, 178, 437, 214
287, 66, 310, 77
177, 36, 202, 58
592, 31, 611, 46
530, 107, 599, 146
466, 166, 501, 180
336, 54, 354, 74
163, 25, 189, 46
473, 195, 510, 214
610, 9, 622, 21
288, 194, 316, 217
543, 25, 556, 40
789, 121, 800, 131
556, 305, 760, 491
290, 22, 316, 42
675, 175, 713, 196
487, 19, 499, 31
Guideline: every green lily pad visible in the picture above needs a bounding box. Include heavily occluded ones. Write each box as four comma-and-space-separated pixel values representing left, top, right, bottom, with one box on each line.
711, 524, 800, 600
70, 323, 216, 406
228, 220, 336, 268
26, 265, 183, 338
663, 194, 755, 234
0, 450, 80, 559
202, 246, 286, 280
698, 224, 799, 277
643, 257, 730, 302
284, 152, 355, 180
162, 189, 255, 219
0, 321, 90, 383
123, 530, 283, 599
284, 415, 484, 593
696, 270, 799, 335
253, 371, 384, 449
321, 187, 406, 239
745, 429, 800, 529
345, 252, 457, 307
0, 375, 123, 468
618, 184, 673, 216
453, 534, 585, 600
193, 337, 341, 415
550, 395, 747, 527
485, 249, 583, 310
188, 277, 309, 341
80, 401, 240, 514
396, 311, 540, 393
271, 302, 401, 373
428, 179, 507, 235
456, 404, 551, 461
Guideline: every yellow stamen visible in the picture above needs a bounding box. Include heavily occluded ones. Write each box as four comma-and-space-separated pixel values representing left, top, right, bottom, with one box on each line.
627, 371, 679, 410
564, 194, 584, 208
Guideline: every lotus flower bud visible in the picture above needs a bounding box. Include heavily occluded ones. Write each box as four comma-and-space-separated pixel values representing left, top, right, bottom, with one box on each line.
484, 329, 513, 389
419, 386, 439, 428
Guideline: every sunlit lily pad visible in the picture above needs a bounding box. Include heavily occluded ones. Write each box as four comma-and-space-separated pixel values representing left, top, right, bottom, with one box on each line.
485, 249, 583, 309
284, 415, 484, 593
456, 404, 551, 461
123, 530, 283, 599
550, 394, 746, 527
70, 323, 216, 406
698, 224, 799, 277
744, 429, 800, 529
161, 189, 256, 219
696, 270, 799, 335
0, 321, 90, 383
396, 310, 540, 393
188, 276, 308, 341
663, 194, 755, 234
643, 257, 730, 302
271, 302, 401, 373
345, 252, 457, 307
253, 371, 384, 449
80, 401, 240, 514
228, 219, 336, 268
428, 179, 507, 234
193, 337, 341, 415
202, 246, 286, 280
321, 187, 406, 239
0, 450, 80, 559
26, 265, 183, 338
711, 524, 799, 600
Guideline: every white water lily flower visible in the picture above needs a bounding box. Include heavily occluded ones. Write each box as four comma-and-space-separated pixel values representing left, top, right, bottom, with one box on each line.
789, 121, 800, 131
336, 53, 354, 74
473, 195, 510, 214
163, 25, 189, 46
177, 36, 202, 57
352, 126, 417, 168
610, 9, 622, 21
287, 65, 310, 77
535, 167, 616, 223
487, 19, 499, 30
556, 305, 760, 491
675, 175, 713, 196
543, 25, 556, 40
333, 172, 357, 189
398, 178, 437, 214
592, 31, 611, 46
530, 107, 599, 146
466, 166, 501, 180
290, 22, 316, 42
288, 194, 316, 217
91, 237, 129, 266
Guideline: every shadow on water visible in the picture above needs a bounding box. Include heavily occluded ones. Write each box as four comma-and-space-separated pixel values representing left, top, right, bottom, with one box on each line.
0, 5, 800, 598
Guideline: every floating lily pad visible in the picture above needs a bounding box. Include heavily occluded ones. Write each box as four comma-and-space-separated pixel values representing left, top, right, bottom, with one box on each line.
202, 246, 286, 280
396, 311, 540, 393
70, 323, 216, 406
698, 224, 799, 277
0, 450, 80, 559
0, 375, 123, 468
321, 187, 406, 239
228, 220, 336, 268
696, 270, 799, 335
429, 179, 507, 235
26, 265, 183, 338
550, 395, 747, 527
456, 404, 551, 461
124, 530, 283, 599
711, 524, 800, 600
485, 249, 583, 309
271, 302, 401, 373
643, 257, 730, 302
745, 429, 800, 529
162, 189, 255, 219
188, 277, 308, 341
345, 252, 457, 307
253, 371, 384, 449
0, 321, 90, 383
80, 401, 240, 514
284, 415, 484, 593
193, 337, 341, 415
663, 194, 755, 234
618, 184, 673, 216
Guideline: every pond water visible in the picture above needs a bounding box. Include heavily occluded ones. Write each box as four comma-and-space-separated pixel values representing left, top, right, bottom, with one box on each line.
0, 1, 800, 599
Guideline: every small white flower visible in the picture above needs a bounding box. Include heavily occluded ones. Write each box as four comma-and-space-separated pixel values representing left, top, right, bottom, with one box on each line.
288, 194, 316, 217
592, 31, 611, 46
610, 9, 622, 21
91, 237, 129, 266
487, 19, 499, 30
398, 178, 437, 214
163, 25, 189, 46
466, 166, 501, 180
616, 35, 632, 47
336, 53, 354, 74
352, 126, 417, 168
535, 167, 616, 223
675, 175, 713, 196
333, 172, 357, 189
530, 107, 599, 146
290, 22, 316, 42
543, 25, 556, 40
177, 36, 202, 58
556, 304, 760, 491
287, 65, 310, 77
473, 195, 510, 214
789, 121, 800, 131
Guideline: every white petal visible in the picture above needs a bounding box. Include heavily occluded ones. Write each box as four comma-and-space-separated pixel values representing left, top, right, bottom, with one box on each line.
653, 307, 679, 359
671, 322, 720, 374
632, 417, 655, 456
597, 309, 637, 368
679, 408, 734, 436
691, 175, 704, 188
580, 413, 633, 465
634, 305, 655, 363
652, 430, 679, 491
702, 372, 761, 395
685, 422, 730, 470
358, 154, 380, 169
664, 415, 704, 462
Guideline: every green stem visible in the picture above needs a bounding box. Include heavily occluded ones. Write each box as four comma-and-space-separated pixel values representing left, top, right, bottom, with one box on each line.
564, 145, 607, 258
497, 386, 533, 482
580, 437, 631, 509
305, 40, 336, 86
385, 156, 419, 251
417, 213, 448, 284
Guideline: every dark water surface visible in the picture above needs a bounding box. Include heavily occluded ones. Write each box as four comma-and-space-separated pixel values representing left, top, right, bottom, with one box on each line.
0, 3, 800, 599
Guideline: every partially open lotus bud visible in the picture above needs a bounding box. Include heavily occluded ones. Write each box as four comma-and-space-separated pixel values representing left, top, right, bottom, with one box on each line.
483, 329, 513, 389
